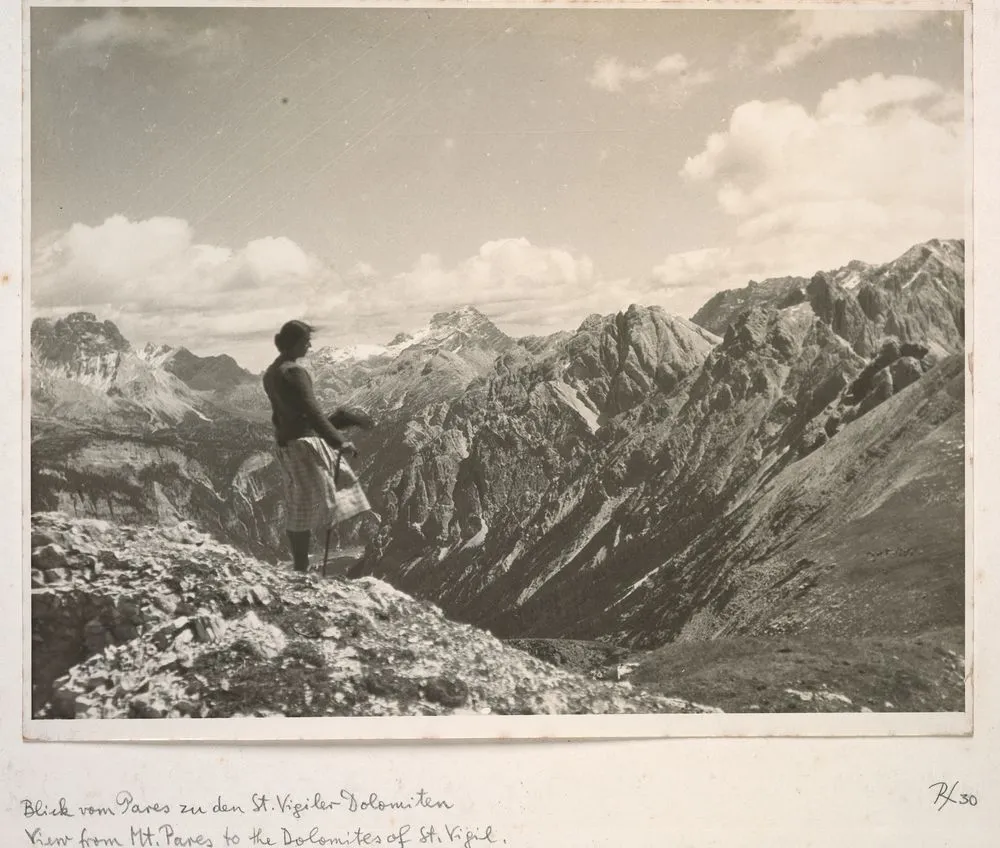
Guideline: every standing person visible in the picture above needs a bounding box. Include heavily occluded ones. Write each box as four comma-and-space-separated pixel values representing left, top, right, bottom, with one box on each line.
263, 320, 372, 572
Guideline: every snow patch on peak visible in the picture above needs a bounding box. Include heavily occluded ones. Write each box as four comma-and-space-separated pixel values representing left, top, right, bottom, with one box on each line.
311, 343, 392, 366
838, 268, 868, 290
139, 343, 175, 368
430, 305, 487, 328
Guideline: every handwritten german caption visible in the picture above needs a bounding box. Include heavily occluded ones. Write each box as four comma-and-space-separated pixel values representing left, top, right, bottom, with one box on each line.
21, 790, 506, 848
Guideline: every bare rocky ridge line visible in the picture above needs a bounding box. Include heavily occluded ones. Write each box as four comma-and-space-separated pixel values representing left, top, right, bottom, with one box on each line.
345, 241, 964, 649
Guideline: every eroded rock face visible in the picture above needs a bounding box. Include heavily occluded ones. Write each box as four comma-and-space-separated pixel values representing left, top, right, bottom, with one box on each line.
30, 423, 291, 562
693, 239, 964, 358
30, 513, 719, 719
354, 306, 719, 602
31, 313, 209, 427
558, 305, 720, 419
351, 243, 963, 651
808, 340, 941, 447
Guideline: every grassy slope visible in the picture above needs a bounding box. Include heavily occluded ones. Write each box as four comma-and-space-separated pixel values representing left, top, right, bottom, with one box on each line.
630, 358, 965, 711
627, 628, 964, 713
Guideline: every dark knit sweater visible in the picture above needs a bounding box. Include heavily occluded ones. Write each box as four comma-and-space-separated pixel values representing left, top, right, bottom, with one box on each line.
262, 357, 347, 448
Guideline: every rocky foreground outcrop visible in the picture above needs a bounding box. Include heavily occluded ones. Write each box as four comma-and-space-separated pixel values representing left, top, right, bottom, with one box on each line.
30, 512, 719, 719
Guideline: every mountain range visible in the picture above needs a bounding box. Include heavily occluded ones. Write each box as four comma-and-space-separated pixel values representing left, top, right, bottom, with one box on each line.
29, 237, 967, 714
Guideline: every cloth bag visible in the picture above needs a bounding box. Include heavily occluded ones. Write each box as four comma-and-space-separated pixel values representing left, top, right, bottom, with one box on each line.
330, 452, 370, 525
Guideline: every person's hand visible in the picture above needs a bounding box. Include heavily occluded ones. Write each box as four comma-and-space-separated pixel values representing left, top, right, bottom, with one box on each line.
330, 407, 376, 430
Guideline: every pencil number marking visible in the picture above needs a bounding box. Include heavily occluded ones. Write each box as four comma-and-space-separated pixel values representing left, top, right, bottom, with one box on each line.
929, 780, 978, 811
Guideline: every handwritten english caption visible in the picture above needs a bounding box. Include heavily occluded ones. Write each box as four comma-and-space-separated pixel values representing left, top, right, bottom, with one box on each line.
21, 790, 507, 848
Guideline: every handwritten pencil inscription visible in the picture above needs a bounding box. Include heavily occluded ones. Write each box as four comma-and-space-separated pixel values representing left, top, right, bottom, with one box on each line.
929, 780, 979, 811
20, 790, 503, 848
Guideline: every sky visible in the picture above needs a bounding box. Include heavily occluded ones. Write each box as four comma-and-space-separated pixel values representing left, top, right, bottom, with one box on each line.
29, 5, 966, 371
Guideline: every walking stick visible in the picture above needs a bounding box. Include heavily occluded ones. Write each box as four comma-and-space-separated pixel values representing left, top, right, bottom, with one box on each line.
322, 450, 343, 577
322, 528, 332, 577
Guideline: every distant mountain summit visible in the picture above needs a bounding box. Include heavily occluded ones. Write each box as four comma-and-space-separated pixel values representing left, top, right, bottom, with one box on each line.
32, 311, 130, 363
311, 305, 513, 369
693, 239, 964, 357
143, 344, 256, 393
428, 304, 511, 343
308, 305, 517, 415
31, 313, 208, 428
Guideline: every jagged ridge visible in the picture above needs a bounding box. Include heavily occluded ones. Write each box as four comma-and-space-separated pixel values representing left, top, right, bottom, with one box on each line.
32, 313, 210, 427
350, 241, 964, 656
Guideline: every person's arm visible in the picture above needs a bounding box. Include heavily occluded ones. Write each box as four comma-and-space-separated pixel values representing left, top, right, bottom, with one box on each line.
283, 365, 352, 450
329, 406, 376, 431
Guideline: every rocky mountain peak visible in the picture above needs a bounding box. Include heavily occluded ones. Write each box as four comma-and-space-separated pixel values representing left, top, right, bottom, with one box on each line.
160, 346, 257, 392
306, 307, 516, 418
692, 239, 964, 359
868, 238, 964, 294
527, 303, 720, 422
720, 305, 772, 351
424, 306, 513, 354
428, 304, 490, 330
31, 312, 211, 427
577, 313, 606, 333
692, 276, 809, 337
32, 312, 131, 364
310, 307, 512, 375
894, 237, 961, 265
141, 342, 174, 360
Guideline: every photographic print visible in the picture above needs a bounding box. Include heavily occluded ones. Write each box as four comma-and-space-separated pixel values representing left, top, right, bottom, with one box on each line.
25, 3, 969, 735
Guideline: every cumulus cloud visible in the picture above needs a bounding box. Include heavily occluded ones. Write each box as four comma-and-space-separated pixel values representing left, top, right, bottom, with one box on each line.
53, 9, 242, 67
33, 220, 653, 368
588, 53, 713, 106
816, 74, 947, 119
768, 10, 940, 71
347, 238, 639, 337
653, 74, 963, 298
32, 215, 346, 368
348, 261, 377, 281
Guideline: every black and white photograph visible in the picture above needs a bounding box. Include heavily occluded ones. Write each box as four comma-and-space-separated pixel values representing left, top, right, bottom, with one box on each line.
25, 3, 969, 734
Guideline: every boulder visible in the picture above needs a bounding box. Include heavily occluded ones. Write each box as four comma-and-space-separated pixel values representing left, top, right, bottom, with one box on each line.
32, 543, 67, 571
890, 356, 924, 394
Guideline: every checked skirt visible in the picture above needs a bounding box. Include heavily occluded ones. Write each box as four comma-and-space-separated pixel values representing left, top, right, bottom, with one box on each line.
275, 437, 371, 533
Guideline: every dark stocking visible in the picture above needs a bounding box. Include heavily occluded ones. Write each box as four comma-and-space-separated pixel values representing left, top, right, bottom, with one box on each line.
287, 530, 311, 572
